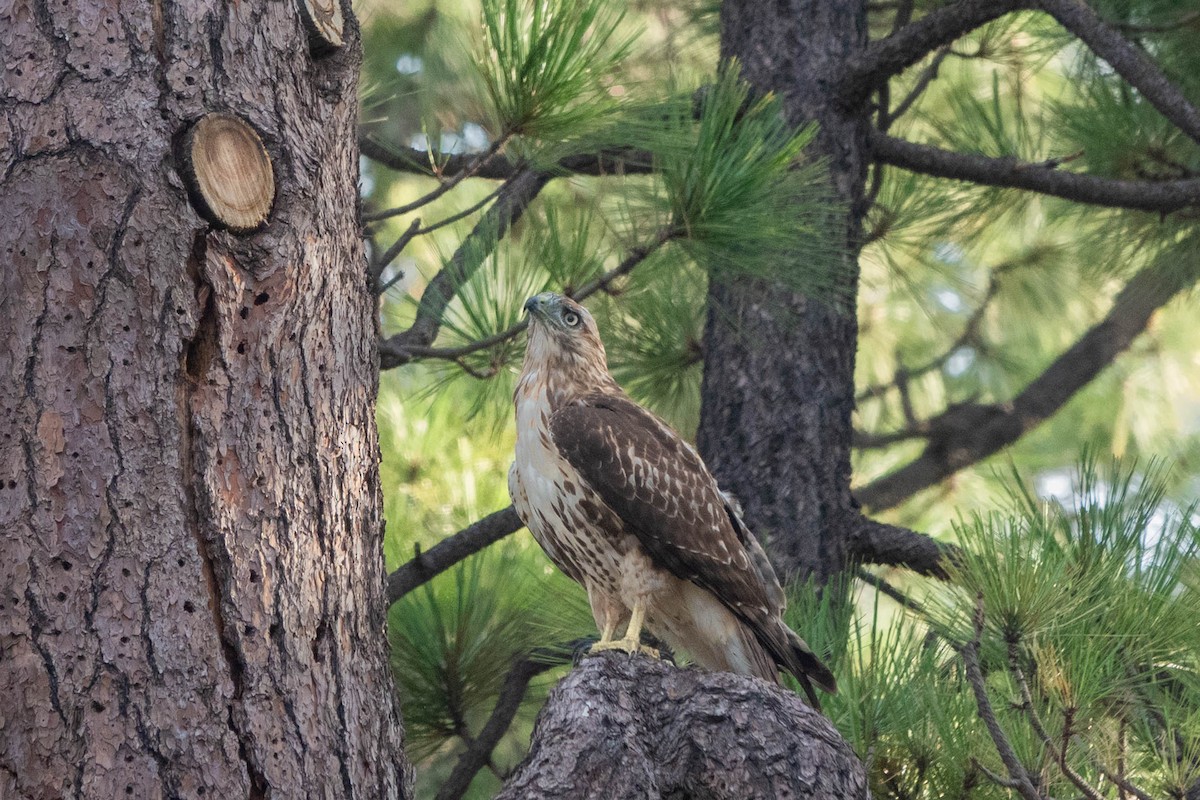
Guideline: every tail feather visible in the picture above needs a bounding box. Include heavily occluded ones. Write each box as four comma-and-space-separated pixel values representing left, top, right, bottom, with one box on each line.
758, 622, 836, 710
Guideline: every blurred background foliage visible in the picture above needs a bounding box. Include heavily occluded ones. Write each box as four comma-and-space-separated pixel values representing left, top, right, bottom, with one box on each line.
356, 0, 1200, 796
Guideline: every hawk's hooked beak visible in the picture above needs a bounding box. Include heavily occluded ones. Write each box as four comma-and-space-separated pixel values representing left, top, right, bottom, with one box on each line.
524, 293, 556, 318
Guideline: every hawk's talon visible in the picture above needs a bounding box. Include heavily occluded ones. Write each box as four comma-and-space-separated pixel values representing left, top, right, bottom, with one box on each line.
588, 638, 661, 659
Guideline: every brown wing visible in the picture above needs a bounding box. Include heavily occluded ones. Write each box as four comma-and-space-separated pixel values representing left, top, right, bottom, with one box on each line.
549, 393, 777, 620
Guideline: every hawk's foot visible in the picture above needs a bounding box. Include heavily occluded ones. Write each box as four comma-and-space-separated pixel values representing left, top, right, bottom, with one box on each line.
588, 638, 660, 659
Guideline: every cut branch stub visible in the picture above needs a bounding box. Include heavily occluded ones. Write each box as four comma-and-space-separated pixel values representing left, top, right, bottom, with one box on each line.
180, 113, 276, 234
297, 0, 345, 55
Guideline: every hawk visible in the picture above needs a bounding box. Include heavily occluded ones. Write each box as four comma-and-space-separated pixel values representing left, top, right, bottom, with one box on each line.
509, 292, 836, 706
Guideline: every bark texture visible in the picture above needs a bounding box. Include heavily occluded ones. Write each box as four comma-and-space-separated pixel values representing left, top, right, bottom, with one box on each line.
497, 654, 868, 800
699, 1, 869, 583
0, 2, 410, 798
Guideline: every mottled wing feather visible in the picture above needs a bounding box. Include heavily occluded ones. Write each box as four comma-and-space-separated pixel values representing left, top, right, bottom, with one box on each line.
549, 394, 775, 620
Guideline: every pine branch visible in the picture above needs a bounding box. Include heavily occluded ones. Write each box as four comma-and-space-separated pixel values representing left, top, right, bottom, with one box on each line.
1037, 0, 1200, 148
379, 170, 550, 370
384, 228, 676, 366
869, 129, 1200, 212
363, 135, 512, 223
360, 134, 656, 179
840, 0, 1028, 108
855, 254, 1198, 511
386, 506, 524, 604
435, 642, 585, 800
962, 598, 1047, 800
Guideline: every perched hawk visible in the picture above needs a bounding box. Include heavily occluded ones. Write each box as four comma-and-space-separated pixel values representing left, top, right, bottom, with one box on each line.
509, 292, 836, 706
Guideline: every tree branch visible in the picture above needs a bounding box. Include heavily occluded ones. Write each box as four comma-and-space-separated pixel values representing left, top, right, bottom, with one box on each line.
383, 227, 677, 366
869, 129, 1200, 212
1037, 0, 1200, 148
848, 515, 953, 578
856, 253, 1197, 511
386, 506, 523, 604
435, 643, 585, 800
360, 134, 656, 179
496, 654, 868, 799
840, 0, 1028, 108
962, 600, 1047, 800
379, 170, 550, 370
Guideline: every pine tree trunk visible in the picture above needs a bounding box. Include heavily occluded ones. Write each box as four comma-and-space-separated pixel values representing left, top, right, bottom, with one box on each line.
698, 0, 869, 584
0, 3, 410, 798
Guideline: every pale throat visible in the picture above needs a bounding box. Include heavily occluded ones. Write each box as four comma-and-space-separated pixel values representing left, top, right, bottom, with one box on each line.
516, 326, 619, 413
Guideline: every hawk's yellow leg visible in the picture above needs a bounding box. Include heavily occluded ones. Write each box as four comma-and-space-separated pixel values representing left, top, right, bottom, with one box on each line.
588, 602, 660, 658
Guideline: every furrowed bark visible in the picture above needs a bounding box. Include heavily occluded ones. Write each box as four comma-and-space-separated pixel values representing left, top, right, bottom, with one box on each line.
497, 654, 868, 800
700, 1, 869, 584
0, 2, 409, 797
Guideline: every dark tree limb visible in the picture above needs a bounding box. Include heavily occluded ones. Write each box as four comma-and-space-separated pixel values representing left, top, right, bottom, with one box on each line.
496, 654, 869, 800
869, 129, 1200, 212
386, 506, 523, 604
379, 170, 550, 370
848, 515, 952, 578
841, 0, 1028, 107
1037, 0, 1200, 148
856, 254, 1197, 511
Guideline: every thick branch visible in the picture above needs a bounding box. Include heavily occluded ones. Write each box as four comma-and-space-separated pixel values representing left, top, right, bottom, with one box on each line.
386, 506, 523, 604
841, 0, 1028, 107
848, 515, 952, 578
379, 170, 550, 370
870, 130, 1200, 212
496, 654, 868, 800
1037, 0, 1200, 147
856, 255, 1197, 511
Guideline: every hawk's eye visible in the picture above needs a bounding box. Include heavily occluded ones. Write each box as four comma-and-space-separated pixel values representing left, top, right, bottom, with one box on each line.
562, 311, 581, 327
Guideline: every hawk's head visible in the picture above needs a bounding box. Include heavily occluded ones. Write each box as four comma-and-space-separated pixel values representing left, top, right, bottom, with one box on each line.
521, 293, 612, 393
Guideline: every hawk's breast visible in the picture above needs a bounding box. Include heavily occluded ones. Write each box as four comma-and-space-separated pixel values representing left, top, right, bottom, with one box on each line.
511, 377, 626, 591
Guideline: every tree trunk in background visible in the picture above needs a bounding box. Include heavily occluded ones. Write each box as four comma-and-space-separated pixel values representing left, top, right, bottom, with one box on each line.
0, 3, 410, 798
698, 0, 869, 585
497, 655, 868, 799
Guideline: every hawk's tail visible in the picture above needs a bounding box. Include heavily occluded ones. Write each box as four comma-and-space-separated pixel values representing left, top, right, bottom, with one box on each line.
765, 623, 837, 710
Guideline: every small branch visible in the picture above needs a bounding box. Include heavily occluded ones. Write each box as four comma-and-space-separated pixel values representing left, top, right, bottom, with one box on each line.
855, 568, 930, 614
369, 217, 422, 291
847, 514, 953, 578
869, 130, 1200, 212
379, 170, 550, 370
386, 506, 523, 604
884, 45, 953, 127
360, 134, 656, 179
1115, 9, 1200, 35
384, 227, 677, 366
840, 0, 1029, 108
857, 256, 1010, 404
435, 643, 585, 800
851, 425, 930, 449
962, 598, 1047, 800
856, 246, 1198, 511
1037, 0, 1200, 147
363, 135, 511, 222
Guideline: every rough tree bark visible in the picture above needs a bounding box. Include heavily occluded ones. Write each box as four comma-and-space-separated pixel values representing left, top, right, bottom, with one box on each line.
497, 654, 868, 800
698, 0, 869, 584
0, 2, 410, 798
